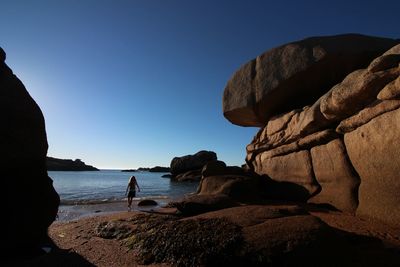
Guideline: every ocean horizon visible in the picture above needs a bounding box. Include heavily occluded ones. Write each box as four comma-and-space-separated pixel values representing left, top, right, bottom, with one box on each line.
49, 170, 198, 205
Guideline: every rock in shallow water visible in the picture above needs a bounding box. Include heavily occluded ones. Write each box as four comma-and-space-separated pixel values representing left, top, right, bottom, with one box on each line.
138, 199, 158, 206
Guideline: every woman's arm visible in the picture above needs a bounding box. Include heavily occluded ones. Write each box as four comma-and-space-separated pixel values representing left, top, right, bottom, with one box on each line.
125, 185, 130, 195
136, 181, 140, 192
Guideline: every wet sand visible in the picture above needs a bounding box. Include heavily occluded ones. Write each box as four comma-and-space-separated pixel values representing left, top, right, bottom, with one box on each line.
57, 197, 172, 221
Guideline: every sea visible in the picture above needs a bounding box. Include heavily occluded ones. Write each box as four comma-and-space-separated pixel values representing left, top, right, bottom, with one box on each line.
49, 170, 198, 204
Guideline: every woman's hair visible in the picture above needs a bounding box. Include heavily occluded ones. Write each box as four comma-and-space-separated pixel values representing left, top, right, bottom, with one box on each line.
129, 176, 136, 184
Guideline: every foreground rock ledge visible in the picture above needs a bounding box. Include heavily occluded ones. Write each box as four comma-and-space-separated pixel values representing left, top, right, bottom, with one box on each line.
27, 207, 400, 267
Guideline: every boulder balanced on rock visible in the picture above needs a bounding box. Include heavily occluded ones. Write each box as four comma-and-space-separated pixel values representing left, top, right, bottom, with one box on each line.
223, 34, 399, 127
223, 36, 400, 226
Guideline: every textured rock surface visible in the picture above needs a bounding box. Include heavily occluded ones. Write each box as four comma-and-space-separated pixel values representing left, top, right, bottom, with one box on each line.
223, 34, 399, 126
170, 150, 217, 176
193, 205, 353, 266
368, 53, 400, 73
377, 76, 400, 100
224, 37, 400, 226
1, 47, 59, 253
320, 67, 399, 121
344, 108, 400, 225
336, 100, 400, 133
309, 139, 360, 212
254, 150, 320, 200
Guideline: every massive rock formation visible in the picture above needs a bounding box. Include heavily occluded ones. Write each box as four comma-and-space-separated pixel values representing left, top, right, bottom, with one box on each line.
223, 36, 400, 226
223, 34, 399, 126
1, 47, 60, 256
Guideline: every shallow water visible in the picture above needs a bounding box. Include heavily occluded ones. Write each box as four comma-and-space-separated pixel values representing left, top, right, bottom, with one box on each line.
49, 170, 198, 204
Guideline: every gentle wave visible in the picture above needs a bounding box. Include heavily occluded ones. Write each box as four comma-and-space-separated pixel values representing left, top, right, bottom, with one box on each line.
51, 170, 197, 204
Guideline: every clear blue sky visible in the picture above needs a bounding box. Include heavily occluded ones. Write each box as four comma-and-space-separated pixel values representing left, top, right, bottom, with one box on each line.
1, 1, 399, 169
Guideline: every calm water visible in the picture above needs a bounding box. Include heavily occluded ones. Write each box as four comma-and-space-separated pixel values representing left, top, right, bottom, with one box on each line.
49, 170, 198, 204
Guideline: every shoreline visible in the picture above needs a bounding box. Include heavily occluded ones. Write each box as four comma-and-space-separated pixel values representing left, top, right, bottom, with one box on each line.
57, 196, 173, 222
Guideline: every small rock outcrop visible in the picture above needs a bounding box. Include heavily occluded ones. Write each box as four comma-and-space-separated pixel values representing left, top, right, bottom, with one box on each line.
121, 166, 170, 173
1, 47, 60, 256
170, 150, 217, 181
138, 199, 158, 206
47, 157, 99, 171
223, 36, 400, 226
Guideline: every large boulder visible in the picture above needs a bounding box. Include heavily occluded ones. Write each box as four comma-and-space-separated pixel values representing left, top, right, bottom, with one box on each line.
170, 150, 217, 176
1, 47, 60, 255
223, 34, 399, 126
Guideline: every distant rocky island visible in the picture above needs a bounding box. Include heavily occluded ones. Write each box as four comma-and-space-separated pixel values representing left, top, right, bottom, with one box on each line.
121, 166, 170, 173
47, 157, 99, 171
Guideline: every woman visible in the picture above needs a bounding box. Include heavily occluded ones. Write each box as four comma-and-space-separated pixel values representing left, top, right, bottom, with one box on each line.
125, 175, 140, 210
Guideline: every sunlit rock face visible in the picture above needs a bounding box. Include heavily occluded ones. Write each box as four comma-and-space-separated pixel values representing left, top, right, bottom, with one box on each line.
1, 47, 60, 253
224, 37, 400, 226
223, 34, 399, 127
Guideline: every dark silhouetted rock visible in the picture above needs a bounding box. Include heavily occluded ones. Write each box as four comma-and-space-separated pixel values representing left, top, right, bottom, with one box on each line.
121, 166, 170, 173
170, 150, 217, 176
223, 34, 398, 126
173, 169, 202, 182
149, 166, 170, 172
47, 157, 99, 171
138, 199, 158, 206
1, 47, 59, 256
169, 194, 239, 216
201, 160, 227, 177
198, 174, 266, 202
121, 169, 137, 172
